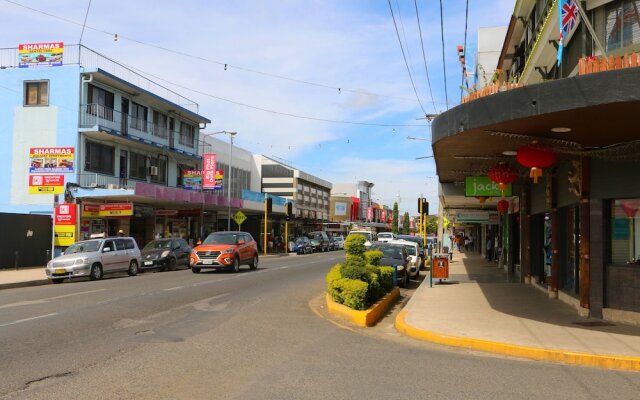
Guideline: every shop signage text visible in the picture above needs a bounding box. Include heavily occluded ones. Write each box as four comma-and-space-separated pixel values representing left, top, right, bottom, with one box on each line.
82, 203, 133, 217
29, 147, 74, 173
28, 174, 64, 194
54, 203, 76, 247
202, 154, 217, 189
465, 176, 512, 197
19, 42, 64, 68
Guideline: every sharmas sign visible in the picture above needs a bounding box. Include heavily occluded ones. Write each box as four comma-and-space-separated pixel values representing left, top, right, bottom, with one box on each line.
29, 147, 75, 173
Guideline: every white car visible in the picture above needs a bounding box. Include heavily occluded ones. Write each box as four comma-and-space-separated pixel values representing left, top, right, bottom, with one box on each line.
377, 232, 396, 242
389, 239, 421, 278
348, 231, 376, 247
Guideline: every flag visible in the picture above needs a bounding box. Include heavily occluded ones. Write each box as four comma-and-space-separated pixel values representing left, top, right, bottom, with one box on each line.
558, 0, 578, 66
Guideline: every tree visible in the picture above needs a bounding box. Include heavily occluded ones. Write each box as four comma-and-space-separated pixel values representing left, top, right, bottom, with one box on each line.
392, 202, 399, 234
427, 215, 438, 234
403, 212, 410, 234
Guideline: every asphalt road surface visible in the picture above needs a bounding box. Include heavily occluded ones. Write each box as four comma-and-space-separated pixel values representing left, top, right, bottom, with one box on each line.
1, 251, 638, 399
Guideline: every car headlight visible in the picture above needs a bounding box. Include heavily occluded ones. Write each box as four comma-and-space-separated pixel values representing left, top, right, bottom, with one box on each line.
74, 258, 89, 265
222, 248, 234, 254
47, 261, 52, 268
161, 251, 170, 258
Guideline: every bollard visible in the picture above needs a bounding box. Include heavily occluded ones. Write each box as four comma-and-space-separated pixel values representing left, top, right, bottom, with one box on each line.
14, 251, 19, 270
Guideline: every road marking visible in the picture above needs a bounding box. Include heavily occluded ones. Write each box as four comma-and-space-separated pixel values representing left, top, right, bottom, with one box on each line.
163, 286, 184, 291
0, 313, 57, 328
0, 289, 107, 309
279, 266, 289, 269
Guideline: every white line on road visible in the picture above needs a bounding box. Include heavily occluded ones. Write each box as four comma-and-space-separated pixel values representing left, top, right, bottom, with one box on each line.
0, 289, 107, 309
0, 313, 58, 327
48, 289, 107, 300
279, 266, 289, 269
164, 286, 184, 291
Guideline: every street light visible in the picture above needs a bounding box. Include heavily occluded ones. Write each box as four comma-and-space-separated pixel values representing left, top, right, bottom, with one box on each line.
201, 130, 237, 231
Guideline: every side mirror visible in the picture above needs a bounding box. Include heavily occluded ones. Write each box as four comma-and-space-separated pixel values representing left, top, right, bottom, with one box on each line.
103, 247, 111, 253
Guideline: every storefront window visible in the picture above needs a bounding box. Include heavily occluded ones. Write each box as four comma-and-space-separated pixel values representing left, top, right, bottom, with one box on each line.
610, 199, 640, 265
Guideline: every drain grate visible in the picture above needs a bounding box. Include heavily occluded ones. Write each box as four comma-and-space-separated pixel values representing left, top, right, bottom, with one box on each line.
572, 321, 615, 327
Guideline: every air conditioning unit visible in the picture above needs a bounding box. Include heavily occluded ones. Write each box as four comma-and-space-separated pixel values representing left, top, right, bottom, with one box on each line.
149, 166, 159, 176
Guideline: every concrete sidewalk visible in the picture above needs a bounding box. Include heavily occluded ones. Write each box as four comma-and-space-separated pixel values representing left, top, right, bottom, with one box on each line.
396, 251, 640, 371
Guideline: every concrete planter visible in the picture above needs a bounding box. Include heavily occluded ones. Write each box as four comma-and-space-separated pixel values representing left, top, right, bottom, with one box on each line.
326, 287, 400, 327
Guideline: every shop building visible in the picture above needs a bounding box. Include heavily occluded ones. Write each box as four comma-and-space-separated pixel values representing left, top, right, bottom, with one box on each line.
433, 0, 640, 323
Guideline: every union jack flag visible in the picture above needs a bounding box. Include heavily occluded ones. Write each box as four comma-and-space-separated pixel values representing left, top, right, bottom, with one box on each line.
557, 0, 579, 66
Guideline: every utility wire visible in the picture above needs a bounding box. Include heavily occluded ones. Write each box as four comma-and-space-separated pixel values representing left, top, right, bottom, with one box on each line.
460, 0, 469, 101
2, 0, 430, 105
387, 0, 427, 116
78, 0, 92, 45
439, 0, 450, 109
414, 0, 437, 113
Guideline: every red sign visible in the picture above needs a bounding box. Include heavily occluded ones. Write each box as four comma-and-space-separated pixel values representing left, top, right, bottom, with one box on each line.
81, 203, 133, 217
367, 207, 373, 221
55, 203, 77, 225
154, 209, 179, 216
28, 174, 65, 194
202, 153, 217, 189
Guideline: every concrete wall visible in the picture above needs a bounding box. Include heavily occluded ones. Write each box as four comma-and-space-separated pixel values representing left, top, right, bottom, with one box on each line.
475, 26, 508, 89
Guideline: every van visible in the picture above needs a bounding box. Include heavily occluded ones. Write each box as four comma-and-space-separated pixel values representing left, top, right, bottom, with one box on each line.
307, 231, 331, 252
46, 237, 141, 283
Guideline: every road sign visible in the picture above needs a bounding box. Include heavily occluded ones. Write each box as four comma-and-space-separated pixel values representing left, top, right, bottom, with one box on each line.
233, 210, 247, 226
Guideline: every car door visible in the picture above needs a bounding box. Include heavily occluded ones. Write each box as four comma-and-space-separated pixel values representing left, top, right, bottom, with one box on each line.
178, 240, 190, 265
240, 233, 252, 263
101, 239, 120, 272
114, 239, 129, 271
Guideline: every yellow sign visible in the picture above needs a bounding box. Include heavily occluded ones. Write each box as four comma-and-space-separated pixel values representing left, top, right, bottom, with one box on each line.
233, 210, 247, 226
29, 185, 64, 194
54, 225, 75, 246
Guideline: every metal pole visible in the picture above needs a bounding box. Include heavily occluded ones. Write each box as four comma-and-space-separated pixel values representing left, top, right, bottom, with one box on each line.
263, 198, 268, 256
228, 135, 233, 231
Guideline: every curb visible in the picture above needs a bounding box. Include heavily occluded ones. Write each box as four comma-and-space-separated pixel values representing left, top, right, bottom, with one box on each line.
326, 287, 400, 327
395, 309, 640, 372
0, 279, 51, 290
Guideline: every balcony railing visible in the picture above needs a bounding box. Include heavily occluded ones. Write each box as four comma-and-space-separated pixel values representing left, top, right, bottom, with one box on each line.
578, 53, 640, 76
461, 82, 522, 104
78, 173, 136, 190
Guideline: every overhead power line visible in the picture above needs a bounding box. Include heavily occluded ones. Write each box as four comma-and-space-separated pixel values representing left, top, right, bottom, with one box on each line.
439, 0, 450, 109
3, 0, 430, 105
413, 0, 437, 113
387, 0, 427, 116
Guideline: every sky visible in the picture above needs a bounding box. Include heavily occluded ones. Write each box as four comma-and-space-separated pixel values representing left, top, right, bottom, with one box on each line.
0, 0, 514, 216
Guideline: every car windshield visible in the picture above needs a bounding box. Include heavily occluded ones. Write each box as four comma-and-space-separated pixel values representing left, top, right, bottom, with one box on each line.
64, 240, 101, 254
399, 236, 421, 245
143, 240, 172, 250
351, 232, 372, 241
203, 233, 238, 245
379, 246, 403, 259
378, 233, 393, 239
404, 245, 417, 256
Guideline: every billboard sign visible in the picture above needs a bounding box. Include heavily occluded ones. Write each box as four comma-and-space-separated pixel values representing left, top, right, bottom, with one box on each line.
214, 169, 224, 190
81, 203, 133, 217
29, 147, 74, 173
28, 174, 64, 194
465, 176, 512, 197
202, 154, 217, 189
19, 42, 64, 68
54, 203, 76, 247
183, 169, 203, 190
334, 202, 347, 216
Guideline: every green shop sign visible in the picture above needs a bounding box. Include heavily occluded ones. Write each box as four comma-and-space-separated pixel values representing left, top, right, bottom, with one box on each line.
465, 176, 512, 197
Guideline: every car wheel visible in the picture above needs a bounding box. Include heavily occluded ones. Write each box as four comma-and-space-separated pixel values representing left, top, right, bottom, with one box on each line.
192, 267, 201, 273
90, 264, 103, 281
127, 260, 138, 276
232, 256, 240, 273
168, 257, 177, 271
249, 254, 258, 270
51, 278, 64, 284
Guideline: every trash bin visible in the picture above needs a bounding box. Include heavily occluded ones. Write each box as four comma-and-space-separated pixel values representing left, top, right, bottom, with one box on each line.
432, 253, 449, 279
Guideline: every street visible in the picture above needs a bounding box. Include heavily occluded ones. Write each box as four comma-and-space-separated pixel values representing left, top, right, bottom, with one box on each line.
0, 252, 638, 400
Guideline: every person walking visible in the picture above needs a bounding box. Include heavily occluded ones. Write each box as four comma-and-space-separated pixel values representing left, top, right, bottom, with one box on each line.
486, 236, 494, 261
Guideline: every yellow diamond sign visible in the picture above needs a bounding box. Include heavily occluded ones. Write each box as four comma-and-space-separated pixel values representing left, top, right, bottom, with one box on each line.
233, 210, 247, 226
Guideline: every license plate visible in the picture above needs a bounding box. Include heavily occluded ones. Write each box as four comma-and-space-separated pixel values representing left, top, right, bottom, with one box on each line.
144, 261, 153, 266
54, 268, 66, 274
202, 259, 214, 265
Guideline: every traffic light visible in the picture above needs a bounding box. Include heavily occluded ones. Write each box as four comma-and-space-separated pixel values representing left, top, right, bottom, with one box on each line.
266, 197, 273, 213
422, 200, 429, 216
286, 202, 292, 221
418, 198, 423, 214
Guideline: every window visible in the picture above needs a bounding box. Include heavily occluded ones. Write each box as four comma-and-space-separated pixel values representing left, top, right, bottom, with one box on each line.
610, 199, 640, 265
125, 239, 135, 250
130, 102, 148, 132
130, 152, 147, 180
85, 141, 114, 175
149, 155, 168, 185
24, 81, 49, 106
605, 0, 640, 51
153, 111, 168, 138
179, 122, 195, 147
87, 84, 114, 120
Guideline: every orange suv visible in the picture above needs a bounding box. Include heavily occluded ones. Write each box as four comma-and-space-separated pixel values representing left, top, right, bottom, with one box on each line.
190, 231, 259, 273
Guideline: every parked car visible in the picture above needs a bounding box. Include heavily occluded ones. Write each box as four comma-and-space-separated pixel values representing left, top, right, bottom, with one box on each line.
189, 231, 259, 273
293, 236, 313, 254
46, 237, 141, 283
389, 239, 421, 278
140, 238, 191, 271
370, 242, 411, 287
333, 235, 345, 250
377, 232, 396, 242
348, 230, 376, 247
397, 235, 426, 264
308, 231, 331, 252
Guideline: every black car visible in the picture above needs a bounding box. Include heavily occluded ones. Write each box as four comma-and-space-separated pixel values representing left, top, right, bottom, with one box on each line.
370, 242, 410, 287
140, 238, 191, 271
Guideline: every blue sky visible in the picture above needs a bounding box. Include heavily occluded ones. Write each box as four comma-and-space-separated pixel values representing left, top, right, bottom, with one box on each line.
0, 0, 514, 215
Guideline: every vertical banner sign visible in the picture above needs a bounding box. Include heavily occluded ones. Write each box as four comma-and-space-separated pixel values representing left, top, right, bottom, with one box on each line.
202, 154, 217, 189
214, 169, 224, 190
367, 207, 373, 221
54, 203, 77, 246
18, 42, 64, 68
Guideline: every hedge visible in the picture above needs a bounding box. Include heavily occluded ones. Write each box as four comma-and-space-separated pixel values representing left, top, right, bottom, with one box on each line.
329, 278, 368, 310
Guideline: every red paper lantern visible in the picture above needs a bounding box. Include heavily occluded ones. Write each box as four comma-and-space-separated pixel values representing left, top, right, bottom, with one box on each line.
516, 143, 557, 183
621, 201, 639, 218
497, 199, 509, 214
487, 163, 519, 196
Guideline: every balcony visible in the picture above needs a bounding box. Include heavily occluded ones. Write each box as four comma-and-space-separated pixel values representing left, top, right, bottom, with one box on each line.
578, 53, 640, 76
78, 173, 136, 190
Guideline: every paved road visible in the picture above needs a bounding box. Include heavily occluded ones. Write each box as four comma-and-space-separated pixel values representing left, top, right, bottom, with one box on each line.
0, 251, 638, 399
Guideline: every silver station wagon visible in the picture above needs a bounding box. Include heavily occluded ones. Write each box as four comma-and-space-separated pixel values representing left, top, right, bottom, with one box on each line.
46, 237, 141, 284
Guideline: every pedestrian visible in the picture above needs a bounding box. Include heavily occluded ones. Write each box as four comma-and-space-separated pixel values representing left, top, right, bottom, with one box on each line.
469, 234, 474, 252
486, 236, 494, 261
464, 235, 470, 251
117, 229, 125, 237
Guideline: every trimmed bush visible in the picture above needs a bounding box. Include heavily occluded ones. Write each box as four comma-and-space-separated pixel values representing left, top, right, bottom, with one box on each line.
364, 250, 383, 266
329, 278, 368, 310
378, 266, 394, 293
326, 264, 342, 286
344, 234, 366, 257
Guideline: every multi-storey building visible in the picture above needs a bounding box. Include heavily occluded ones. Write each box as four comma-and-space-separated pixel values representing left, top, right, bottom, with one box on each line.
433, 0, 640, 324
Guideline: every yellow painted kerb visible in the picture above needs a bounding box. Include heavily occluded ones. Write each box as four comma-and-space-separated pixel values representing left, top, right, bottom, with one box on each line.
395, 309, 640, 371
326, 287, 400, 327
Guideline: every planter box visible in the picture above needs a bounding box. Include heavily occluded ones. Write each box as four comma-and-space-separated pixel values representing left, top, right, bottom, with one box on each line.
326, 287, 400, 327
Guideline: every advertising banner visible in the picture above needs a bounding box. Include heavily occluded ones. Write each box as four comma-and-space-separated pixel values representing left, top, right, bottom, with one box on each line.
29, 147, 74, 173
214, 170, 224, 190
465, 176, 512, 197
334, 202, 347, 216
54, 203, 76, 246
55, 203, 77, 225
28, 174, 64, 194
183, 169, 203, 190
202, 154, 217, 189
82, 203, 133, 217
367, 207, 373, 221
19, 42, 64, 68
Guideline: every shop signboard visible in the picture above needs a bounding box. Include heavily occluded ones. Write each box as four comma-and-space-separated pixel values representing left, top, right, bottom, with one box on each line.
465, 176, 512, 197
334, 202, 347, 216
54, 203, 76, 246
29, 147, 74, 173
202, 154, 217, 189
214, 170, 224, 190
82, 203, 133, 217
183, 169, 203, 190
82, 204, 100, 218
28, 174, 64, 194
19, 42, 64, 68
154, 209, 179, 216
454, 211, 490, 223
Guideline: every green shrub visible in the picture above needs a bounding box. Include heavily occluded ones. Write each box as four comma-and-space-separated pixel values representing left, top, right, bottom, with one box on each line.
344, 234, 366, 257
329, 278, 369, 310
378, 266, 394, 292
366, 271, 385, 303
326, 264, 342, 287
364, 250, 383, 266
343, 254, 366, 270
